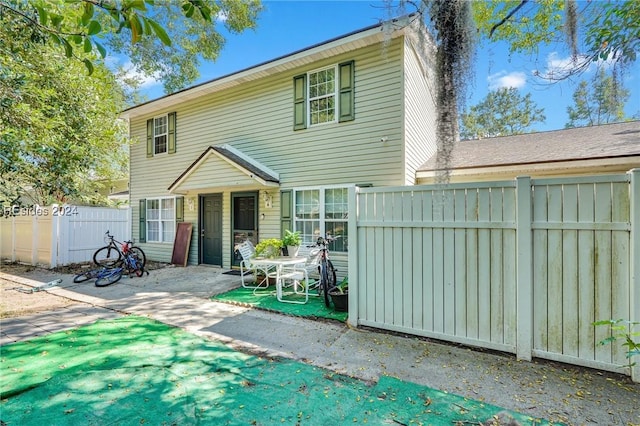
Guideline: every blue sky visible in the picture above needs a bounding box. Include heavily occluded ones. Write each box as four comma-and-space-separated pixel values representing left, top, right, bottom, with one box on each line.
137, 0, 639, 132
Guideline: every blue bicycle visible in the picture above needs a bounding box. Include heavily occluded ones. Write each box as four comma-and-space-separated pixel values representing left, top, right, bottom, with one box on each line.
73, 266, 124, 287
74, 247, 147, 287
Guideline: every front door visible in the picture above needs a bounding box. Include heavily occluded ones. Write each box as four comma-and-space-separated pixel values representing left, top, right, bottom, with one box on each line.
232, 192, 258, 267
201, 194, 222, 266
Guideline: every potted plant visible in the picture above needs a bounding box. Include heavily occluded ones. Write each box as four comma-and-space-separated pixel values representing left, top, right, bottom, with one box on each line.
282, 229, 301, 257
329, 276, 348, 312
254, 238, 283, 258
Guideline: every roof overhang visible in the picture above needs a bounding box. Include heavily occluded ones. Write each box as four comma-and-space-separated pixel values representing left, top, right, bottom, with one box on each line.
416, 156, 640, 184
168, 144, 280, 194
120, 15, 421, 120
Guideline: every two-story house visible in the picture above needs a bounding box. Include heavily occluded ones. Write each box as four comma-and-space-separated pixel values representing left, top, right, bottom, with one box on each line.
120, 16, 437, 271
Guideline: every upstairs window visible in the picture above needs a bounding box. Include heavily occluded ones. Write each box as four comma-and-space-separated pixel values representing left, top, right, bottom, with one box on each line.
308, 67, 336, 125
153, 116, 168, 154
293, 61, 354, 130
146, 112, 176, 157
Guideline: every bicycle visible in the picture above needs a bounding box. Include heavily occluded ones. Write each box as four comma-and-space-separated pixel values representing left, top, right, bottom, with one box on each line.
76, 248, 146, 286
73, 266, 124, 287
93, 230, 146, 270
315, 236, 338, 308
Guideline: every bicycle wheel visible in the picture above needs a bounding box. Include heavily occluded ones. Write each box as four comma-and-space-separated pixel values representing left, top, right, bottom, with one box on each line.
95, 268, 123, 287
125, 253, 145, 277
93, 245, 122, 267
129, 246, 146, 269
325, 259, 337, 307
320, 263, 331, 308
73, 269, 99, 283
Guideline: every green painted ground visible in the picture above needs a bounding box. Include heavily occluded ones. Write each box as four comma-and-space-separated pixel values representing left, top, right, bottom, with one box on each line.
213, 285, 349, 322
0, 316, 553, 425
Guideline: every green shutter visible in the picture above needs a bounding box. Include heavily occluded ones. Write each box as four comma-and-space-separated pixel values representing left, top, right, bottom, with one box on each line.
175, 196, 184, 222
146, 119, 153, 157
338, 60, 355, 122
293, 74, 307, 130
168, 112, 177, 154
280, 190, 292, 237
139, 199, 146, 243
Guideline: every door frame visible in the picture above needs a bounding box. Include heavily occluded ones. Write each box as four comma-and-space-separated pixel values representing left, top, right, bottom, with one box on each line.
198, 193, 223, 265
231, 191, 259, 267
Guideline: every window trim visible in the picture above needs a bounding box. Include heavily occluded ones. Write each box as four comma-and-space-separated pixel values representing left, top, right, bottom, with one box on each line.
145, 196, 177, 244
306, 65, 338, 127
153, 114, 168, 155
292, 184, 351, 252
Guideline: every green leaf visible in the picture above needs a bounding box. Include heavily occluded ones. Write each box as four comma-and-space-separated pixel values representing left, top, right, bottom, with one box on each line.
81, 2, 94, 25
50, 13, 64, 29
126, 0, 148, 11
61, 38, 73, 57
35, 6, 48, 26
128, 14, 143, 43
83, 37, 92, 53
87, 20, 102, 36
147, 19, 172, 46
183, 3, 195, 18
83, 59, 94, 75
94, 41, 107, 58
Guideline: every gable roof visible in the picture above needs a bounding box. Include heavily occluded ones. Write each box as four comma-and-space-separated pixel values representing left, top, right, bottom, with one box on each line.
168, 144, 279, 193
418, 121, 640, 174
121, 15, 424, 120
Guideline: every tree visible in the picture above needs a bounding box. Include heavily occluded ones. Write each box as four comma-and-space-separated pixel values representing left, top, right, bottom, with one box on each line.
1, 11, 128, 206
387, 0, 637, 181
0, 0, 262, 92
473, 0, 639, 81
460, 88, 545, 139
566, 69, 630, 128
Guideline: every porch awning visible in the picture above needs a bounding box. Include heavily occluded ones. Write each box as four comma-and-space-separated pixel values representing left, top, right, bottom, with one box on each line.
168, 144, 280, 193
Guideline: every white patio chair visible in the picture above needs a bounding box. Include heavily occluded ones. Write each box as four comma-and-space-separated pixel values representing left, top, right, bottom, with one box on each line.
273, 244, 318, 304
236, 240, 273, 289
276, 263, 311, 304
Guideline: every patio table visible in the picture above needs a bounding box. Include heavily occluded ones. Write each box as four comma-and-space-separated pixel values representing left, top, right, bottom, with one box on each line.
251, 256, 308, 298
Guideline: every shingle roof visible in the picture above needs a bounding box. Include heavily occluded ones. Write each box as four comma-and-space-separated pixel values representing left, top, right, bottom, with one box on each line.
210, 145, 279, 184
167, 145, 279, 192
418, 121, 640, 172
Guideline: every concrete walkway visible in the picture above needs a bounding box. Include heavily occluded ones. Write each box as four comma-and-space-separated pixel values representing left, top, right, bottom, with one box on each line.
1, 265, 638, 425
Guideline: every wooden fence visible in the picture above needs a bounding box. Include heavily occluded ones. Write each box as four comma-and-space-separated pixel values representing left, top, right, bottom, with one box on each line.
1, 205, 130, 267
348, 170, 639, 381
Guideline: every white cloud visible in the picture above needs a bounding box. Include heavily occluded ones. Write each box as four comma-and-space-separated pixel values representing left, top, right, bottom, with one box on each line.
109, 59, 162, 89
487, 71, 527, 90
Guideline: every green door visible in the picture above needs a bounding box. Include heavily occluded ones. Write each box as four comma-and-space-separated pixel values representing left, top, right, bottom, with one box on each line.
201, 194, 222, 266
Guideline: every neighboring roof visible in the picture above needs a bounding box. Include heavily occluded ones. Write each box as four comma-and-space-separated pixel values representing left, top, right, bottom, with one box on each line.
168, 144, 280, 193
121, 15, 422, 120
418, 121, 640, 173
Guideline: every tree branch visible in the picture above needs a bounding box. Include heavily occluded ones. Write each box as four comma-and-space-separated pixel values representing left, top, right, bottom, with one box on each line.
489, 0, 528, 39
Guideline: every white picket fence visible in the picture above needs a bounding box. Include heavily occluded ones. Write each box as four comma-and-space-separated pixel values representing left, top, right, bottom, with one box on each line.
0, 205, 130, 267
348, 170, 640, 381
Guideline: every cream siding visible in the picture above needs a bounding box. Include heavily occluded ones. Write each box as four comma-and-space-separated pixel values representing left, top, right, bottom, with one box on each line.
130, 34, 433, 266
403, 33, 437, 185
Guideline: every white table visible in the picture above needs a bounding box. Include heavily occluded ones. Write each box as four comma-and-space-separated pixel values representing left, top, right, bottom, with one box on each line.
251, 257, 308, 300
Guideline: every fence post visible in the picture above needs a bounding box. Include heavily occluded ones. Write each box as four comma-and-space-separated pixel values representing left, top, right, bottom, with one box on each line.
347, 186, 359, 326
516, 176, 533, 361
49, 204, 59, 267
629, 169, 640, 382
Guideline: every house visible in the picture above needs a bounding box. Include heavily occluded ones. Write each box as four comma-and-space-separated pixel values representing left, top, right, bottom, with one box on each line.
120, 16, 438, 269
416, 120, 640, 184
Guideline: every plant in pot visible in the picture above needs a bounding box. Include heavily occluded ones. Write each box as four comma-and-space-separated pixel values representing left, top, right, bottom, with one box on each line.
254, 238, 283, 259
329, 276, 348, 312
282, 229, 301, 257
